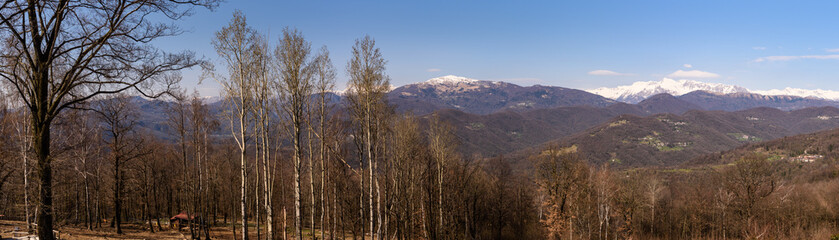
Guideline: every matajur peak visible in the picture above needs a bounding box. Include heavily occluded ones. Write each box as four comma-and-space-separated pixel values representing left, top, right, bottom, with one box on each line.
423, 75, 479, 85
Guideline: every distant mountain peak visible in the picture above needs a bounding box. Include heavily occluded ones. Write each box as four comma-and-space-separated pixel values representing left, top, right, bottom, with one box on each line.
590, 78, 839, 103
588, 78, 750, 103
422, 75, 481, 85
752, 87, 839, 101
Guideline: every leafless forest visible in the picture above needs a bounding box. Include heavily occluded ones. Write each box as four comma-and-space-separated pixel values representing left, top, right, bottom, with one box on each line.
2, 1, 839, 240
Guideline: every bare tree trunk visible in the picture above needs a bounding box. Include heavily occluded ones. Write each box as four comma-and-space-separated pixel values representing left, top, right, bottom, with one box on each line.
84, 175, 92, 230
294, 119, 303, 240
96, 177, 102, 229
360, 164, 365, 239
114, 155, 123, 234
320, 142, 327, 240
283, 207, 288, 240
308, 121, 316, 239
376, 168, 382, 239
331, 174, 338, 240
263, 131, 273, 240
23, 142, 31, 232
34, 118, 55, 240
366, 103, 375, 240
256, 143, 261, 240
232, 201, 238, 240
241, 113, 249, 240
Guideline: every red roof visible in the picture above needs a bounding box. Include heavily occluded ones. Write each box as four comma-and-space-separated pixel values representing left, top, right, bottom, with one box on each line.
170, 211, 196, 221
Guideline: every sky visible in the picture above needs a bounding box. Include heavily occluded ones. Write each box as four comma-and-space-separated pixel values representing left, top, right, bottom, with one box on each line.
155, 0, 839, 97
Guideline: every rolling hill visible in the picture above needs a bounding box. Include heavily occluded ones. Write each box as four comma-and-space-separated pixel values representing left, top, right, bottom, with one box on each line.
508, 106, 839, 168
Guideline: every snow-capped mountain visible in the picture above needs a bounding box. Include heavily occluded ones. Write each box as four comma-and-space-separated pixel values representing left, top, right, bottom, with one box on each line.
388, 75, 615, 115
421, 75, 481, 85
588, 78, 749, 103
201, 95, 224, 104
589, 78, 839, 103
413, 75, 503, 94
752, 88, 839, 101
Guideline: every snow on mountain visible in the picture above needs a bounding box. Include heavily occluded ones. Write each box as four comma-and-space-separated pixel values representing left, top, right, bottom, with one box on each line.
201, 95, 224, 104
588, 78, 749, 103
589, 78, 839, 103
752, 88, 839, 101
413, 75, 503, 93
422, 75, 479, 85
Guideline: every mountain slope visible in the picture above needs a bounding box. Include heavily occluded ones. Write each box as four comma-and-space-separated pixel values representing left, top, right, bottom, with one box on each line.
637, 93, 704, 114
521, 106, 839, 168
688, 126, 839, 166
677, 90, 839, 111
389, 75, 616, 115
432, 105, 642, 157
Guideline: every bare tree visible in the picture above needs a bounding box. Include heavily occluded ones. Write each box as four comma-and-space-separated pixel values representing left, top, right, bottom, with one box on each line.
66, 108, 100, 231
346, 35, 389, 240
724, 154, 779, 222
166, 90, 194, 236
427, 114, 457, 239
593, 165, 616, 240
534, 145, 588, 239
250, 33, 275, 240
275, 27, 313, 240
0, 1, 217, 239
191, 93, 218, 239
93, 94, 147, 234
644, 174, 663, 234
11, 109, 32, 231
391, 114, 425, 240
312, 46, 336, 239
210, 10, 258, 240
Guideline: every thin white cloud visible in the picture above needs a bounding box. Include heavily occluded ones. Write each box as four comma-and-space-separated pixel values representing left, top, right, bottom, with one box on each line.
752, 46, 767, 50
588, 69, 634, 76
683, 64, 692, 68
666, 70, 720, 79
827, 48, 839, 52
426, 68, 442, 72
753, 54, 839, 62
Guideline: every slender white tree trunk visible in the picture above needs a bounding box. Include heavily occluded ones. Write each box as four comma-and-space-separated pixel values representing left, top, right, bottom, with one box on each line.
240, 112, 249, 240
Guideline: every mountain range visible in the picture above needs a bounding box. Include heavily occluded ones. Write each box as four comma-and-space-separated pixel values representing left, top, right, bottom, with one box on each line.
389, 76, 839, 114
122, 75, 839, 168
589, 78, 839, 103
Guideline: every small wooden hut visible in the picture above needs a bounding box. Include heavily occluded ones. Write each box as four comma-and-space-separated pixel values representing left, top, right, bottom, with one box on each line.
170, 211, 197, 229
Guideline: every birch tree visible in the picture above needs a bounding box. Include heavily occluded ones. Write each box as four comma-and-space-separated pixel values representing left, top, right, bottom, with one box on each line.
312, 46, 336, 239
427, 114, 457, 239
275, 27, 313, 240
346, 35, 389, 240
251, 33, 275, 240
210, 10, 258, 240
191, 94, 217, 239
11, 109, 32, 231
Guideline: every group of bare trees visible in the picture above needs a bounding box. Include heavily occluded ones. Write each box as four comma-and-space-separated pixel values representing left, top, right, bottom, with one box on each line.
201, 11, 516, 240
531, 143, 839, 239
6, 2, 839, 240
0, 2, 531, 239
0, 1, 219, 239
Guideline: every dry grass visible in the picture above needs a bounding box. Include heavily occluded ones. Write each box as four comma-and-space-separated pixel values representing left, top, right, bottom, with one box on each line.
0, 220, 369, 240
0, 220, 268, 240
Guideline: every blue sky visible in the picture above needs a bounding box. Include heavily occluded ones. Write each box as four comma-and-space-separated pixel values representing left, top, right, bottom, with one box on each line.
157, 1, 839, 97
